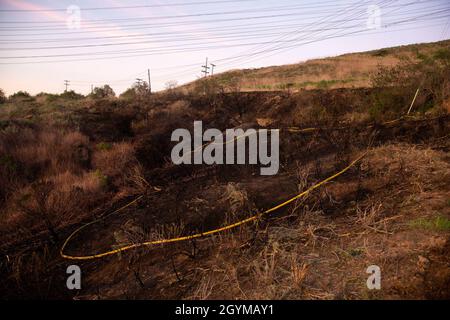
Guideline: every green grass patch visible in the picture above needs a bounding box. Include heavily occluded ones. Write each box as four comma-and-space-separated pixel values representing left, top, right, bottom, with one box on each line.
409, 216, 450, 231
270, 79, 356, 90
339, 247, 365, 258
94, 169, 109, 188
96, 142, 112, 151
348, 248, 364, 257
254, 84, 273, 90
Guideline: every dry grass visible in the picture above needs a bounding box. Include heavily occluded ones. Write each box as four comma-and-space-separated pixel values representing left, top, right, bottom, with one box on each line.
223, 183, 251, 225
92, 141, 149, 196
362, 143, 450, 188
188, 227, 312, 299
49, 171, 103, 193
0, 126, 132, 248
184, 51, 398, 92
183, 142, 450, 300
4, 128, 89, 175
1, 127, 92, 227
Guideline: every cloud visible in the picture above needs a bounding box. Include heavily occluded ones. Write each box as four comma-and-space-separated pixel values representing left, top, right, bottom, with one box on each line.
2, 0, 134, 38
3, 0, 66, 21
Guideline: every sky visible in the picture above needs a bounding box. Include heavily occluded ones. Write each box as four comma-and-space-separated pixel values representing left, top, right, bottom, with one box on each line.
0, 0, 449, 95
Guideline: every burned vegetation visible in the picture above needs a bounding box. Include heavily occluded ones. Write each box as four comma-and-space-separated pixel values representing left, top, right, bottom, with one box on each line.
0, 41, 450, 300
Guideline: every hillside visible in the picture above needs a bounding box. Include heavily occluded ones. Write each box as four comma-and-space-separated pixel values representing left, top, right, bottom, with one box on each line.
0, 39, 449, 300
181, 40, 450, 92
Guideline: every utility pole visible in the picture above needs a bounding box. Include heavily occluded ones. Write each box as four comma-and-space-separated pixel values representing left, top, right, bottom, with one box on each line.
64, 80, 70, 92
201, 57, 210, 78
91, 84, 94, 95
210, 63, 216, 76
147, 68, 152, 94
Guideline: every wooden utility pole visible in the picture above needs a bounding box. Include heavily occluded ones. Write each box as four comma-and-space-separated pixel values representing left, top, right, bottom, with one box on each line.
64, 80, 70, 92
201, 57, 210, 77
148, 69, 152, 94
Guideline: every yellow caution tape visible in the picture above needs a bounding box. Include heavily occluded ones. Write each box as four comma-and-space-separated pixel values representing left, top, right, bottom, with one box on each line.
60, 152, 367, 260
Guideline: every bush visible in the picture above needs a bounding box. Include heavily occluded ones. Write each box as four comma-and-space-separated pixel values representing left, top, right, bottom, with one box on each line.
0, 126, 90, 180
14, 181, 84, 241
192, 78, 222, 97
90, 84, 115, 99
119, 87, 137, 100
370, 50, 450, 119
120, 82, 149, 100
59, 90, 84, 100
0, 126, 99, 243
369, 88, 408, 120
92, 142, 147, 194
371, 48, 390, 57
0, 89, 6, 104
36, 92, 59, 102
165, 80, 178, 91
10, 90, 30, 98
9, 91, 33, 102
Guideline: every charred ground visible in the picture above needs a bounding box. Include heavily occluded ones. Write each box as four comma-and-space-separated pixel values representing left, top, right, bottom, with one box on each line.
0, 41, 449, 299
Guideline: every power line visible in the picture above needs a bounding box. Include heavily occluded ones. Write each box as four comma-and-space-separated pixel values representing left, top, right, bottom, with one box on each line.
0, 1, 390, 33
0, 0, 259, 12
0, 4, 356, 31
0, 21, 365, 44
441, 17, 450, 39
1, 17, 446, 66
219, 3, 428, 70
219, 0, 395, 66
0, 1, 439, 37
1, 5, 447, 55
152, 0, 435, 80
211, 0, 423, 70
0, 1, 445, 66
1, 0, 391, 24
0, 3, 356, 26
